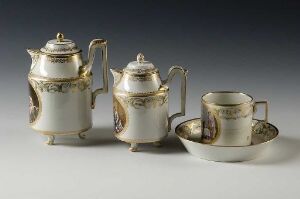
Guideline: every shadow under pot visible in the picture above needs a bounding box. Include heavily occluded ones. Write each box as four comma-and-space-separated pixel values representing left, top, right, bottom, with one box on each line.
111, 53, 188, 152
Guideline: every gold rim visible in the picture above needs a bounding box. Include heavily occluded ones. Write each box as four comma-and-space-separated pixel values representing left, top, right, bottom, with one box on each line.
113, 86, 169, 97
175, 118, 279, 148
201, 91, 254, 107
124, 69, 159, 76
124, 68, 159, 75
39, 50, 82, 56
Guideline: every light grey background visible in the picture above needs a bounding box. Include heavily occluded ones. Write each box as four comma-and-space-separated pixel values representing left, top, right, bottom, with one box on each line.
0, 0, 299, 198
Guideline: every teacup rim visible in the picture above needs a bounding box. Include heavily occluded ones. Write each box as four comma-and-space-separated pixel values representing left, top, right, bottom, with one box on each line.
201, 91, 254, 106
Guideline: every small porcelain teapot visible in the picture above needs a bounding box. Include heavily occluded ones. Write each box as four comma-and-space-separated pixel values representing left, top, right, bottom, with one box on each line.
27, 33, 108, 145
111, 53, 187, 151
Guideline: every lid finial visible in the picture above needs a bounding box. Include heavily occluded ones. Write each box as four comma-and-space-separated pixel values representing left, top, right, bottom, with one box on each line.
56, 32, 64, 42
137, 53, 144, 63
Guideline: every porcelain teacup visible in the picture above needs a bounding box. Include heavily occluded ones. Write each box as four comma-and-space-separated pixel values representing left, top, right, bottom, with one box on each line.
201, 91, 268, 146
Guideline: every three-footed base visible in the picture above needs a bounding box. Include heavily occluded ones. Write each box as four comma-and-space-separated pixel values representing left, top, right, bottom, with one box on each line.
78, 132, 87, 140
114, 132, 167, 152
31, 126, 92, 145
45, 135, 55, 145
44, 132, 88, 145
129, 143, 139, 152
128, 141, 163, 152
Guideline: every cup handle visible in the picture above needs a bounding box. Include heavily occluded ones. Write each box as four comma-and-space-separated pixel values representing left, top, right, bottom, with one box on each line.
80, 39, 109, 109
254, 101, 268, 123
163, 66, 188, 131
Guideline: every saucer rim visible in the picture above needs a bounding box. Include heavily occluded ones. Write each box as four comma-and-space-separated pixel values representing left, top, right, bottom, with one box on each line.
175, 118, 279, 148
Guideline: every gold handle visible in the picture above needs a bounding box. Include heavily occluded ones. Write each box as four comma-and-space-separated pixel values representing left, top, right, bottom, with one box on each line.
163, 66, 188, 131
81, 39, 108, 109
254, 101, 268, 123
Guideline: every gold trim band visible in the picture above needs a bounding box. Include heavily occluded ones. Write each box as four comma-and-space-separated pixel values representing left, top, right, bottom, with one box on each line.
124, 68, 159, 75
29, 76, 92, 93
39, 50, 82, 56
201, 91, 254, 107
113, 86, 168, 97
119, 94, 168, 109
125, 73, 159, 81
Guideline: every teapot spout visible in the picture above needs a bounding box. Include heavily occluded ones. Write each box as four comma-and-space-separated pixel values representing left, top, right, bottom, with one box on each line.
110, 68, 123, 86
27, 48, 40, 70
27, 48, 40, 58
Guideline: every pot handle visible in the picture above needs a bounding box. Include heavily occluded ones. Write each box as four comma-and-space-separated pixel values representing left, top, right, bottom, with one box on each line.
254, 101, 269, 123
163, 66, 188, 131
81, 39, 108, 109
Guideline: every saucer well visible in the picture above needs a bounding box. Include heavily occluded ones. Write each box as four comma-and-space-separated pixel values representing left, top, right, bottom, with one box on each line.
175, 118, 279, 162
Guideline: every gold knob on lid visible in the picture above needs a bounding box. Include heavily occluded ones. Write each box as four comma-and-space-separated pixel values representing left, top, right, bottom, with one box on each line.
137, 53, 144, 63
56, 32, 64, 42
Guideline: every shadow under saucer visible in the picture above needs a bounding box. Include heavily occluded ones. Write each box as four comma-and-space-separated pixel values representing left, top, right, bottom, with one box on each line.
244, 135, 300, 165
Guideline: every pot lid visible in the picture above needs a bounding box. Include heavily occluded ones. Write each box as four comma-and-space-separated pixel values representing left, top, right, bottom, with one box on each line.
124, 53, 157, 73
40, 32, 81, 55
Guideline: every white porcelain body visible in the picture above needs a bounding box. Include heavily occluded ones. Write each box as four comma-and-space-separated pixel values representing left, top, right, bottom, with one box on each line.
112, 70, 169, 143
113, 89, 169, 143
28, 36, 108, 140
201, 92, 255, 146
179, 137, 268, 162
30, 52, 83, 78
111, 54, 187, 146
29, 76, 92, 135
33, 89, 92, 133
28, 53, 93, 135
175, 118, 279, 162
115, 70, 162, 93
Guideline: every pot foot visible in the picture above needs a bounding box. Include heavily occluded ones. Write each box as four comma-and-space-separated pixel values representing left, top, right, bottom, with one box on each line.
45, 135, 55, 145
129, 143, 138, 152
78, 132, 87, 139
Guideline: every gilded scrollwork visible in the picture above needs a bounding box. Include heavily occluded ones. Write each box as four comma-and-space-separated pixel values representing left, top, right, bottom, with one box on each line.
252, 121, 277, 142
46, 56, 74, 63
29, 77, 91, 93
127, 74, 156, 81
205, 104, 253, 120
120, 95, 168, 109
124, 68, 158, 75
43, 46, 79, 53
112, 86, 168, 97
213, 106, 253, 119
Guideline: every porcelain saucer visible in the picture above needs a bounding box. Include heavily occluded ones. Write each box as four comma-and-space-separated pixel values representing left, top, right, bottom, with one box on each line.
175, 118, 279, 162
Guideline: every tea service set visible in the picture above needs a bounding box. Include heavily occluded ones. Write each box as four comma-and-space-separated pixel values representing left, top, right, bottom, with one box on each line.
27, 33, 279, 162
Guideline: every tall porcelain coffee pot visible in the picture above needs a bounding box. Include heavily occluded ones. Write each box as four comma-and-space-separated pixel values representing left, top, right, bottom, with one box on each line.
111, 53, 187, 151
27, 33, 108, 145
